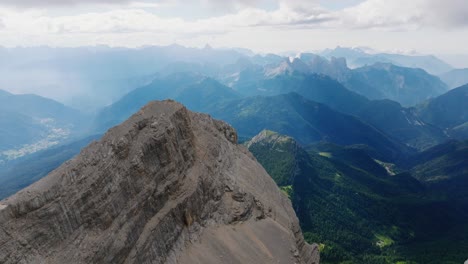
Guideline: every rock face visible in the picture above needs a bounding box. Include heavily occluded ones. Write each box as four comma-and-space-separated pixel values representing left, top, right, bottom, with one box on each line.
0, 100, 319, 264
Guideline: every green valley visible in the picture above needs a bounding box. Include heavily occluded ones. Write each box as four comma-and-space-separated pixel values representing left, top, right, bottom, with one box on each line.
247, 130, 468, 264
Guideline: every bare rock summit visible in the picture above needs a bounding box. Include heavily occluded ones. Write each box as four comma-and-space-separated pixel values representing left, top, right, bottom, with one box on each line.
0, 100, 319, 264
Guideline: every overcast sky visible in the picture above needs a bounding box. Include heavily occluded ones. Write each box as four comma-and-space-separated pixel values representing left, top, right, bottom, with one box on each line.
0, 0, 467, 66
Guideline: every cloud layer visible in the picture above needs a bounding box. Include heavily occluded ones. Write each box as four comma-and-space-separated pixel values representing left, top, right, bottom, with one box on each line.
338, 0, 468, 29
0, 0, 465, 33
0, 0, 467, 56
0, 0, 132, 7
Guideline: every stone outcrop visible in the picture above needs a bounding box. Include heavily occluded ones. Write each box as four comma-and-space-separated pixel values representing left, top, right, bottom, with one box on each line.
0, 100, 319, 264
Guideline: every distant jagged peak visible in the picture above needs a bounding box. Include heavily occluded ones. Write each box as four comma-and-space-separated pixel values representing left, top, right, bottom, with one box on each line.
264, 57, 311, 77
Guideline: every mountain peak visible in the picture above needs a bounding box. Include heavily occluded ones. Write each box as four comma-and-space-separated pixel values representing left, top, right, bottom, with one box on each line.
0, 100, 318, 264
246, 130, 310, 188
246, 129, 295, 148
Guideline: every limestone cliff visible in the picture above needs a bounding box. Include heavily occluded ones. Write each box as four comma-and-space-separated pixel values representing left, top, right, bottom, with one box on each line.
0, 100, 319, 264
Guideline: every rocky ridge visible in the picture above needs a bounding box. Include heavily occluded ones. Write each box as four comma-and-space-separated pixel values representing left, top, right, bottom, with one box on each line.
0, 100, 319, 264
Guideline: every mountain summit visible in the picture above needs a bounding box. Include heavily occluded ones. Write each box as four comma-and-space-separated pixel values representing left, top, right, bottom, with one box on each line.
0, 100, 318, 264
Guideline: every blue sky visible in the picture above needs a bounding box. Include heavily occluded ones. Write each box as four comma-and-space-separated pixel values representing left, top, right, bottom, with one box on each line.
0, 0, 467, 67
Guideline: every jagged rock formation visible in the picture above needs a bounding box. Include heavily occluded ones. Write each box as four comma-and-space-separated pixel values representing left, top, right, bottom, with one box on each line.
0, 100, 319, 264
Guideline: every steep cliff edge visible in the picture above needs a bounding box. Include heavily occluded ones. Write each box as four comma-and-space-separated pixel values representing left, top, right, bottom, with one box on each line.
0, 100, 319, 264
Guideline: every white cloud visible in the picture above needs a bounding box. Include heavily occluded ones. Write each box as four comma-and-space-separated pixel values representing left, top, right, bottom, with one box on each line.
0, 0, 132, 8
336, 0, 423, 30
0, 0, 262, 11
423, 0, 468, 27
198, 0, 263, 12
0, 0, 467, 57
0, 3, 332, 37
336, 0, 468, 30
0, 0, 466, 35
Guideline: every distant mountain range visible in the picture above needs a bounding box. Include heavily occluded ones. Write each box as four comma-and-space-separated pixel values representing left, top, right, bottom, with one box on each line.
346, 63, 447, 106
439, 68, 468, 89
254, 55, 449, 106
321, 47, 454, 75
0, 45, 460, 111
231, 72, 449, 150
